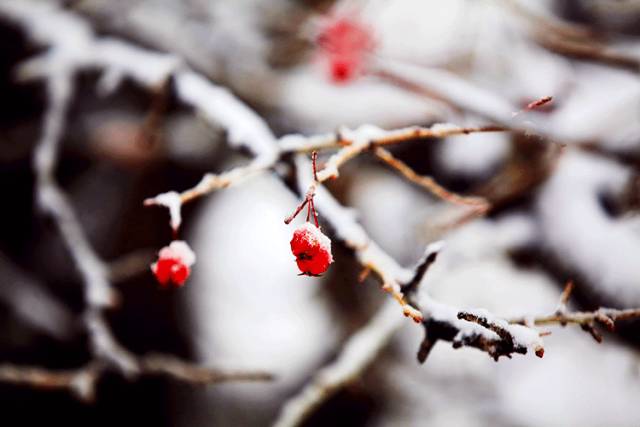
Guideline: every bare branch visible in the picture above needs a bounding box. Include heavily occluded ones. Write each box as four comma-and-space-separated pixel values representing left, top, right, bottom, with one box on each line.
139, 354, 273, 385
374, 146, 490, 211
107, 248, 156, 283
510, 307, 640, 331
0, 252, 74, 339
0, 362, 102, 402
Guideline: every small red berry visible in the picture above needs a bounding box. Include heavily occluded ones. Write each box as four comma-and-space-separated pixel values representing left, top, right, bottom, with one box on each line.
290, 222, 333, 276
316, 15, 375, 84
330, 56, 355, 83
151, 240, 196, 288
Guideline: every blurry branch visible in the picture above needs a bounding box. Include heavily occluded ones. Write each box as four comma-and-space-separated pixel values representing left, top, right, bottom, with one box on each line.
33, 60, 137, 376
0, 253, 75, 339
107, 248, 156, 283
0, 355, 272, 402
0, 1, 272, 399
500, 0, 595, 41
273, 300, 405, 427
371, 61, 520, 126
139, 354, 272, 385
0, 361, 103, 402
500, 0, 640, 73
536, 35, 640, 73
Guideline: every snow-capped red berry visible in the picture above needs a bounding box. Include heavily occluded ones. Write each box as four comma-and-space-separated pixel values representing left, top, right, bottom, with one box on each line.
290, 222, 333, 276
316, 15, 375, 84
151, 240, 196, 288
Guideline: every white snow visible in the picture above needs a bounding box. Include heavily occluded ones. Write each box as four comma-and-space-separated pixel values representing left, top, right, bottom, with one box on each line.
161, 240, 196, 266
150, 191, 182, 231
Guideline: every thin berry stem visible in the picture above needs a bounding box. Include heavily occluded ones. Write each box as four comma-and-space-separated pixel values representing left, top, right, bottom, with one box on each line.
311, 151, 319, 182
285, 198, 309, 224
310, 198, 319, 228
285, 151, 321, 226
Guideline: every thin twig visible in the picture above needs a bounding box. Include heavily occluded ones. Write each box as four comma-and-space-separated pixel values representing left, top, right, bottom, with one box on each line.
510, 308, 640, 329
374, 147, 490, 211
509, 280, 640, 343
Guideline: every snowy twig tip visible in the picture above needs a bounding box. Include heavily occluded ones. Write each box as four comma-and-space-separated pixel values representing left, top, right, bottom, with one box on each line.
144, 191, 182, 231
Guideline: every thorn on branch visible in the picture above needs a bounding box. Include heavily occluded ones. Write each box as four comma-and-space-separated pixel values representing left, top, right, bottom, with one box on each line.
581, 323, 603, 343
401, 241, 443, 295
417, 329, 436, 364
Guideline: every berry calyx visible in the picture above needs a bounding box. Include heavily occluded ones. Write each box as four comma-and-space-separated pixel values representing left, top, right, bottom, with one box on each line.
291, 222, 333, 276
151, 240, 196, 288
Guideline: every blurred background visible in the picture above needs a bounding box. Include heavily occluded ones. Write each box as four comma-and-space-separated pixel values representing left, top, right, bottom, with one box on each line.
1, 0, 640, 426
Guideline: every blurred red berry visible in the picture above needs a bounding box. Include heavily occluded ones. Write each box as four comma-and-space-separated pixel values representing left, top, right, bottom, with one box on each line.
291, 222, 333, 276
330, 57, 355, 82
151, 240, 196, 288
316, 16, 375, 83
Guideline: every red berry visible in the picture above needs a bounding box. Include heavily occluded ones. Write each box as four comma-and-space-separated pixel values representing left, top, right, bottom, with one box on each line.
153, 257, 174, 286
330, 57, 355, 83
170, 262, 190, 286
316, 15, 375, 83
151, 240, 196, 288
290, 222, 333, 276
318, 17, 374, 56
